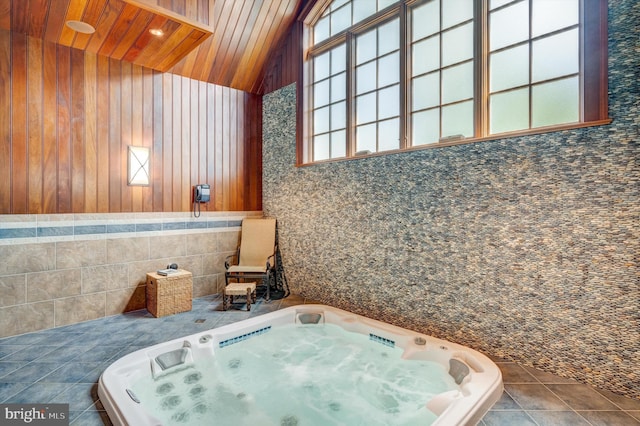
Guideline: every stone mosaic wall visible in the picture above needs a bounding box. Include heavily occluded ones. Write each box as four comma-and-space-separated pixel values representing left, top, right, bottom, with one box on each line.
262, 0, 639, 399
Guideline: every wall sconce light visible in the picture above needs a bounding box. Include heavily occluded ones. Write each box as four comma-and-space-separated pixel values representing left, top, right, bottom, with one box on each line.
128, 146, 150, 186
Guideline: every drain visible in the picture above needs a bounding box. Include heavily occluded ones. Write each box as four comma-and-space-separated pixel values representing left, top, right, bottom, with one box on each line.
228, 358, 242, 369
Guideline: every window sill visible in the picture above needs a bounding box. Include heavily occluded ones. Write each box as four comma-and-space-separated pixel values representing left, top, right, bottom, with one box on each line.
297, 118, 613, 167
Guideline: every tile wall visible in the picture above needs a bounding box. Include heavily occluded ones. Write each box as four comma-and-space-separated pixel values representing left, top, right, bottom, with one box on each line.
0, 211, 261, 338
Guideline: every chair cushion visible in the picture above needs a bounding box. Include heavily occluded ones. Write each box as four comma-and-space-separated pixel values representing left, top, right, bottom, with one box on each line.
227, 265, 268, 273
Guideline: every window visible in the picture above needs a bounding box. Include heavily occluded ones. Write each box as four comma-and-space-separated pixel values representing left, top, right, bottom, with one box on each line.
302, 0, 608, 164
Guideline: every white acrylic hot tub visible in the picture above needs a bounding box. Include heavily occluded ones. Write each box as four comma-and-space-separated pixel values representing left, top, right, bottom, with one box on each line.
98, 305, 502, 425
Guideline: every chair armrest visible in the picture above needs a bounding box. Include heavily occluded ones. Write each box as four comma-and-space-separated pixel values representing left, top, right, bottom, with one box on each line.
225, 251, 238, 270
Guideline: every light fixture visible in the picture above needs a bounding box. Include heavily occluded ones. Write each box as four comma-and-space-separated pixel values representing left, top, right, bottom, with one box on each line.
65, 20, 96, 34
128, 146, 150, 186
149, 28, 164, 37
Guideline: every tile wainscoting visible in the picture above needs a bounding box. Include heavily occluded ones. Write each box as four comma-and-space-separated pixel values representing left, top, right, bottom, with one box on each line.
0, 211, 261, 338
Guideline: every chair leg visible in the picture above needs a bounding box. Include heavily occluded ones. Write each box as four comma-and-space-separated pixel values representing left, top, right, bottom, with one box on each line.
246, 287, 251, 311
223, 292, 228, 311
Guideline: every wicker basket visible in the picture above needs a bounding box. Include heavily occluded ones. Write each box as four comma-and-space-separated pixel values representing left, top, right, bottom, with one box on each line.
146, 269, 193, 317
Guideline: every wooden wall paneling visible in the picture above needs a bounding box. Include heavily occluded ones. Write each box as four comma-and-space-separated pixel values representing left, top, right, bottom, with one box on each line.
11, 33, 28, 214
0, 1, 10, 31
131, 64, 144, 212
84, 52, 98, 212
189, 78, 199, 205
197, 80, 207, 196
27, 37, 43, 213
170, 73, 181, 210
120, 61, 133, 212
71, 48, 86, 213
161, 72, 172, 210
96, 53, 111, 212
152, 70, 163, 211
247, 93, 262, 210
57, 45, 73, 213
141, 67, 154, 211
42, 39, 58, 213
0, 29, 11, 213
108, 57, 122, 212
206, 82, 216, 208
213, 84, 223, 211
229, 89, 240, 210
180, 75, 191, 211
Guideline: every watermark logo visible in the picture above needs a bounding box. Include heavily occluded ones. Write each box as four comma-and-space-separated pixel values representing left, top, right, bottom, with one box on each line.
1, 404, 68, 425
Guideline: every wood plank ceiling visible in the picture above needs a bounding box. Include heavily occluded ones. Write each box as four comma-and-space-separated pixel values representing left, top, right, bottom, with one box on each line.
1, 0, 303, 94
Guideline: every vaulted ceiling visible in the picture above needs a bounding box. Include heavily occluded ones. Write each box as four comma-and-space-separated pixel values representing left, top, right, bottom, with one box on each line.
0, 0, 304, 93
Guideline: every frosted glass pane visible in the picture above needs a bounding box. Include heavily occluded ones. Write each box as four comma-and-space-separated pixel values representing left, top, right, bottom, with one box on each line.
356, 123, 377, 153
314, 16, 330, 45
331, 4, 351, 36
331, 45, 346, 74
314, 52, 330, 81
331, 73, 346, 102
442, 0, 473, 29
442, 23, 474, 67
357, 30, 377, 64
442, 101, 473, 138
490, 2, 529, 51
490, 45, 529, 92
378, 85, 399, 120
490, 0, 512, 10
331, 101, 346, 131
532, 0, 579, 37
378, 118, 400, 151
331, 130, 346, 158
379, 19, 399, 55
412, 36, 440, 76
532, 77, 579, 127
412, 73, 440, 111
441, 62, 473, 104
532, 29, 579, 82
378, 0, 396, 9
412, 0, 440, 41
331, 0, 349, 10
356, 62, 376, 94
314, 106, 330, 134
490, 88, 529, 134
412, 109, 440, 145
314, 80, 330, 108
353, 0, 377, 25
378, 53, 399, 87
356, 93, 376, 124
313, 134, 330, 161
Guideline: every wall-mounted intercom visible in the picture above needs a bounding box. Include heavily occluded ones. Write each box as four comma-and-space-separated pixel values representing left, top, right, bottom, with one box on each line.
193, 184, 210, 217
194, 184, 210, 203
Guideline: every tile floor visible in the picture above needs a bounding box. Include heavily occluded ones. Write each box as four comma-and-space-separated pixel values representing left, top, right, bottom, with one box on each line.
0, 294, 638, 425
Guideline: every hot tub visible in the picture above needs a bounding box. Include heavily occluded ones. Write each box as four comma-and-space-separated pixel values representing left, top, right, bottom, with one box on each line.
98, 305, 502, 425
